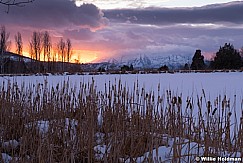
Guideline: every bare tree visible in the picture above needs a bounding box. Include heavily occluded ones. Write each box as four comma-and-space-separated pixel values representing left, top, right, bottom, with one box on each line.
57, 38, 65, 71
29, 31, 42, 72
0, 25, 10, 73
29, 31, 41, 61
0, 26, 9, 54
42, 31, 51, 62
66, 38, 72, 63
42, 31, 52, 72
15, 32, 23, 56
0, 0, 34, 13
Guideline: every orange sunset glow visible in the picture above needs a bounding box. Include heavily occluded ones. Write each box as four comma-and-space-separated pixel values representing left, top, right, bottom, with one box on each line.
22, 49, 99, 63
71, 50, 99, 63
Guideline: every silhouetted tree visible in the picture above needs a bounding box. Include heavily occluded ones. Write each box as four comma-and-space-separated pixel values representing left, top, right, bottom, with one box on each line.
0, 26, 10, 54
29, 31, 42, 72
0, 25, 10, 73
15, 32, 23, 56
42, 31, 51, 62
98, 67, 106, 72
29, 31, 42, 61
191, 49, 205, 70
42, 31, 52, 72
29, 42, 34, 60
129, 64, 134, 71
66, 39, 72, 63
211, 43, 242, 69
158, 65, 169, 71
121, 65, 134, 72
184, 63, 190, 70
57, 38, 66, 71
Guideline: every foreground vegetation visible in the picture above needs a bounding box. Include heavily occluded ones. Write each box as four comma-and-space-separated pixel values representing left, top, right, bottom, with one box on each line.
0, 79, 242, 162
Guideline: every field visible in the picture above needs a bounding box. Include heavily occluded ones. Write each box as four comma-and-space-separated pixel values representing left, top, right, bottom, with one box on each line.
0, 72, 243, 162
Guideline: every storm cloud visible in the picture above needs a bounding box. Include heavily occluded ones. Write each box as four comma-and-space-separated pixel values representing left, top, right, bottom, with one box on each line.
104, 2, 243, 25
63, 29, 94, 40
0, 0, 108, 30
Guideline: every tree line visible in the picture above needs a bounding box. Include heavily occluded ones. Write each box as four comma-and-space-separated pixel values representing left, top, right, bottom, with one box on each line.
0, 25, 74, 73
28, 30, 72, 71
190, 43, 243, 70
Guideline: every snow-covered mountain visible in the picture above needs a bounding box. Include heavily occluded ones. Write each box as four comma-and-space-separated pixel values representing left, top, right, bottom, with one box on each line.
122, 54, 192, 69
88, 54, 192, 71
127, 55, 152, 68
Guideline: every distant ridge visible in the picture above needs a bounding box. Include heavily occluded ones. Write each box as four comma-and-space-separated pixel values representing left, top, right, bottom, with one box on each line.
84, 54, 192, 71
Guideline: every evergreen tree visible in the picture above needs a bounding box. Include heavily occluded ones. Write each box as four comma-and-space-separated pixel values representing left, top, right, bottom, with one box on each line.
191, 50, 205, 70
121, 65, 134, 72
129, 64, 134, 71
212, 43, 242, 69
184, 63, 190, 70
158, 65, 169, 71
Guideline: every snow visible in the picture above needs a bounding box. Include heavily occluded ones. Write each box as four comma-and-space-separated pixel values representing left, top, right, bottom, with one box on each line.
1, 72, 242, 93
94, 134, 241, 162
1, 139, 19, 150
1, 153, 12, 163
25, 118, 78, 136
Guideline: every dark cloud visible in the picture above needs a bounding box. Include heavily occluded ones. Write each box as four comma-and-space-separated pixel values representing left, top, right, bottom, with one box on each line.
0, 0, 108, 30
63, 29, 94, 40
104, 1, 243, 25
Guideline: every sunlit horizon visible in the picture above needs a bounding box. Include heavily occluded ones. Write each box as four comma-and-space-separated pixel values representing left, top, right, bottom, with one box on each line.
19, 50, 99, 64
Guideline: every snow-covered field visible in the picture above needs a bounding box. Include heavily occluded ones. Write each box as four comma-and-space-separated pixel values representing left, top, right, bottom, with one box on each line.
1, 72, 242, 96
1, 72, 243, 114
1, 72, 243, 162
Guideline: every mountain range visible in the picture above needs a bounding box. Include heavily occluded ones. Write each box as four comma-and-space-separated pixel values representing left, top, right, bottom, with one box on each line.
87, 54, 192, 71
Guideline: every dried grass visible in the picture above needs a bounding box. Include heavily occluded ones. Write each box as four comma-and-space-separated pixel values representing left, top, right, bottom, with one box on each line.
0, 78, 242, 162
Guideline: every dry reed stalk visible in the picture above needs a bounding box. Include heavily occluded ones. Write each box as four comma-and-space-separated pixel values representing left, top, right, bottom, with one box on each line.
0, 79, 242, 162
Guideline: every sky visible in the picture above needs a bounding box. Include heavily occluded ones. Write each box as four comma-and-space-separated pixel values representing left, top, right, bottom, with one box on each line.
0, 0, 243, 63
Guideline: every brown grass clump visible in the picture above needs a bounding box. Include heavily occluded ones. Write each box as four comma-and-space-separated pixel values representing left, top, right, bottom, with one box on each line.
0, 78, 242, 162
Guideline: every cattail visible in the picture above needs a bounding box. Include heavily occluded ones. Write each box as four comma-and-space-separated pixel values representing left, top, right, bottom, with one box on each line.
212, 108, 217, 115
172, 96, 177, 104
207, 101, 211, 114
178, 97, 182, 105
